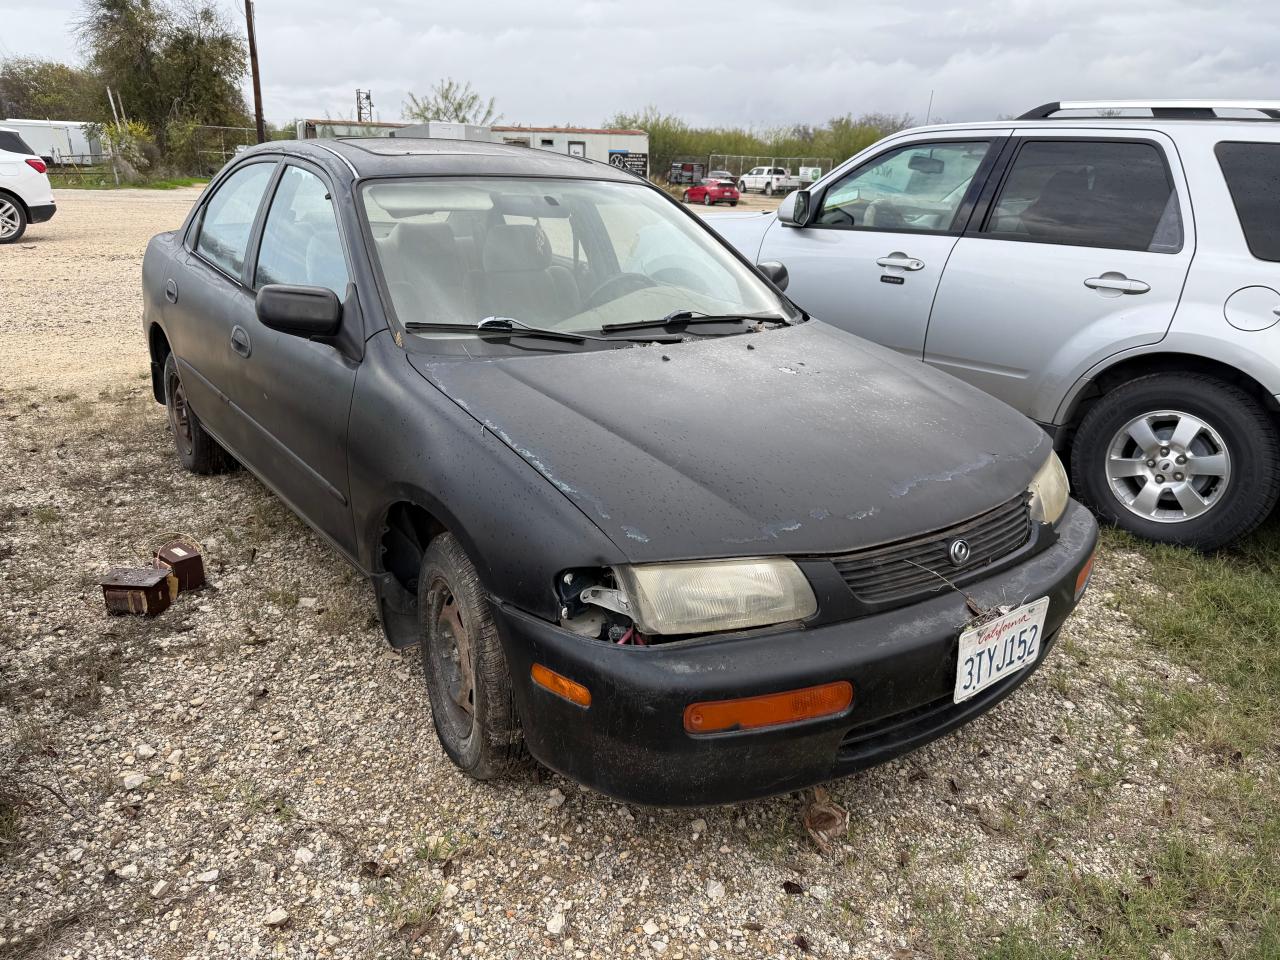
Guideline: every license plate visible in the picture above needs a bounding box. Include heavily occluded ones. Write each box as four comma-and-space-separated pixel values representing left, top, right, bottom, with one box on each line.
953, 597, 1049, 704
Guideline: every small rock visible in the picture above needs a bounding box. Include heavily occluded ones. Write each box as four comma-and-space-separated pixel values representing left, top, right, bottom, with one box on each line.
706, 879, 726, 900
122, 773, 147, 791
461, 878, 477, 891
135, 744, 156, 760
263, 908, 289, 927
809, 884, 829, 902
67, 848, 84, 863
294, 847, 314, 864
443, 883, 460, 901
643, 920, 660, 936
546, 912, 566, 935
691, 818, 707, 835
167, 749, 183, 765
151, 880, 171, 898
298, 597, 318, 609
195, 869, 219, 883
116, 863, 138, 879
547, 788, 566, 808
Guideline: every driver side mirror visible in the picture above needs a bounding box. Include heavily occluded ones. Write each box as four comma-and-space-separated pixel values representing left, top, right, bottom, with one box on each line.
757, 260, 789, 292
778, 189, 812, 228
256, 284, 342, 337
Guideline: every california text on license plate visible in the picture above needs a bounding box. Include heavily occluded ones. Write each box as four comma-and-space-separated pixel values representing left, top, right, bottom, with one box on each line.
953, 597, 1050, 704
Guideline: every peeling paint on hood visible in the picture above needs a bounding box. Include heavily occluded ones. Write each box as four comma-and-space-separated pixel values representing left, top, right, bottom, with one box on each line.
408, 323, 1051, 561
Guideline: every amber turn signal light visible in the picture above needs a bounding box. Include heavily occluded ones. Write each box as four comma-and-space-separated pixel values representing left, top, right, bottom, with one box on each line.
684, 681, 853, 734
531, 663, 592, 707
1075, 551, 1096, 599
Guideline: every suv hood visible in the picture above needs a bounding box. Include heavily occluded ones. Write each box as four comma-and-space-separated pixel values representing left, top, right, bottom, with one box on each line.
408, 323, 1051, 562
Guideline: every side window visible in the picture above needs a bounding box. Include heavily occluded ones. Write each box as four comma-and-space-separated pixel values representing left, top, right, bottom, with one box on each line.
255, 165, 349, 296
194, 162, 275, 278
984, 140, 1182, 253
1215, 141, 1280, 262
816, 141, 991, 232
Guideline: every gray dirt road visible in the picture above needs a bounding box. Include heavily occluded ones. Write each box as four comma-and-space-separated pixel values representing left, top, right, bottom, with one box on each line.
0, 189, 1221, 960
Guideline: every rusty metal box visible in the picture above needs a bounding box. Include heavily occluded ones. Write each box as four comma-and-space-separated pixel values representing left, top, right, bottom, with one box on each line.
154, 538, 206, 593
100, 567, 178, 617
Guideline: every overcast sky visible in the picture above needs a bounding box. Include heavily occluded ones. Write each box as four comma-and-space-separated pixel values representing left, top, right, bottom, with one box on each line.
4, 0, 1277, 130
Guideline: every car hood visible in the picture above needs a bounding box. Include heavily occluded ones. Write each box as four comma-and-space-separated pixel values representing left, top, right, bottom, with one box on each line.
407, 322, 1051, 562
700, 210, 777, 261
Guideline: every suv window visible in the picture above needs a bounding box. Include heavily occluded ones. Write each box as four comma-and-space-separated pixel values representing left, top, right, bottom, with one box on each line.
195, 161, 275, 278
1215, 141, 1280, 262
255, 165, 349, 295
0, 131, 34, 155
985, 140, 1182, 253
816, 140, 991, 232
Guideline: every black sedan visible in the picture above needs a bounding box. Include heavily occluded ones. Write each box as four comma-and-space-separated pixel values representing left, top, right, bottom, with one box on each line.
141, 138, 1097, 805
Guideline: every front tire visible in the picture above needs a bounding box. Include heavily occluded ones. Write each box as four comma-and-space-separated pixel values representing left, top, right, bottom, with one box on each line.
418, 533, 526, 780
682, 191, 690, 203
163, 353, 237, 474
0, 195, 27, 244
1071, 373, 1280, 549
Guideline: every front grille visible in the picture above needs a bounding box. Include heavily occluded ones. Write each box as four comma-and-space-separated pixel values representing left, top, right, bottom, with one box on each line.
830, 493, 1032, 606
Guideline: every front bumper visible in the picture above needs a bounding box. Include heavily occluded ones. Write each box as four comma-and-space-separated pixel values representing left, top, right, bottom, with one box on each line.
28, 203, 56, 224
494, 500, 1097, 806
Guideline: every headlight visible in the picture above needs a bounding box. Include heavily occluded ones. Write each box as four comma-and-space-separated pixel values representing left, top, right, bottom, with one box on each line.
613, 558, 817, 636
1028, 452, 1070, 524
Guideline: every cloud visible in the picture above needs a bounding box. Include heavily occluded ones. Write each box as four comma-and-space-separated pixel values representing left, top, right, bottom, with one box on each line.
6, 0, 1278, 130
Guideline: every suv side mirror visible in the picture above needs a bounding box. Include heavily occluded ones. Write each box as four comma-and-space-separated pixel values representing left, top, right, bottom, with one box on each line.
256, 284, 342, 337
778, 189, 811, 228
757, 260, 789, 292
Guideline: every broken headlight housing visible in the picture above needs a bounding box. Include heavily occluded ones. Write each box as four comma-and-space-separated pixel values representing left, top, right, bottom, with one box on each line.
612, 558, 817, 636
1027, 452, 1070, 525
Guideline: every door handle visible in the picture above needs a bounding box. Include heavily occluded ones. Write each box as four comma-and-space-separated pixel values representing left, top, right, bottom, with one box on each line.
164, 278, 178, 303
230, 325, 252, 358
876, 255, 925, 271
1084, 275, 1150, 295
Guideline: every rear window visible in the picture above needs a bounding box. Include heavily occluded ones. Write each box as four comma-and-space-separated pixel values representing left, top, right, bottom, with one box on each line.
1215, 141, 1280, 262
0, 131, 35, 155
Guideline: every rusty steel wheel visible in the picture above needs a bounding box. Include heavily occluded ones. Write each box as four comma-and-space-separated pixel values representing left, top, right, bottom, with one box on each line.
162, 352, 237, 475
418, 532, 526, 779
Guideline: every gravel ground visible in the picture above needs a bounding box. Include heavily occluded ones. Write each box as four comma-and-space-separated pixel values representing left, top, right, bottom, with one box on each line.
0, 189, 1246, 959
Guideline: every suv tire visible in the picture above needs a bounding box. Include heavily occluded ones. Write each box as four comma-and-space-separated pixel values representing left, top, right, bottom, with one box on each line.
1071, 373, 1280, 550
418, 532, 527, 779
163, 353, 238, 475
0, 194, 27, 244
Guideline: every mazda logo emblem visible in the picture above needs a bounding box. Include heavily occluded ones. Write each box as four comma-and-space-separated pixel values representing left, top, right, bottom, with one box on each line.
948, 539, 971, 566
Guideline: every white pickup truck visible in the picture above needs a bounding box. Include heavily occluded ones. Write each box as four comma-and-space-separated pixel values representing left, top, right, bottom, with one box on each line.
736, 166, 803, 196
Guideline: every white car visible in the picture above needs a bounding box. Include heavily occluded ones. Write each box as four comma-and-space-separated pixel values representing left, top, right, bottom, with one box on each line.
0, 126, 57, 243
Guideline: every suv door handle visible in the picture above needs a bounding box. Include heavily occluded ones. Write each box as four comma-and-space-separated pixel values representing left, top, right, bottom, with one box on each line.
1085, 275, 1150, 295
230, 325, 252, 358
164, 278, 178, 303
876, 255, 925, 271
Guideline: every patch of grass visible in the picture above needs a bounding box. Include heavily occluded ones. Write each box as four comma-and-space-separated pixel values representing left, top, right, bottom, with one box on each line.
33, 505, 60, 524
47, 172, 207, 190
1100, 523, 1280, 756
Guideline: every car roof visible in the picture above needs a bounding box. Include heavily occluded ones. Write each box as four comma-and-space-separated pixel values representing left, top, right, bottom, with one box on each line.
238, 136, 642, 182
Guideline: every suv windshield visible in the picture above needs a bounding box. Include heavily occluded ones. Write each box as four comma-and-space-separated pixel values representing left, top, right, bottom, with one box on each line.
360, 177, 794, 337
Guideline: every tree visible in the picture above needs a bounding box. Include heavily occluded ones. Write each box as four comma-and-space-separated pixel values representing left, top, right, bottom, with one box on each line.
403, 78, 501, 125
0, 57, 105, 121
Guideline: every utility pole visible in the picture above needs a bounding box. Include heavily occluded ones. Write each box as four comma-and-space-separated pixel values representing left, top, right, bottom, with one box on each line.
245, 0, 266, 143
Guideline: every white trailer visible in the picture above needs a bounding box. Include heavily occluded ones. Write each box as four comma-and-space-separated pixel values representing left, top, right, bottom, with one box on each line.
1, 119, 102, 163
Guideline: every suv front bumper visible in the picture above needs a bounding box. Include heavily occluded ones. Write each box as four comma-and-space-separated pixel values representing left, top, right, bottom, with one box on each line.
494, 501, 1097, 806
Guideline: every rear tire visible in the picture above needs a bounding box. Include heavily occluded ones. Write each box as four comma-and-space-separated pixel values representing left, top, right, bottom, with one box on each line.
764, 182, 774, 196
682, 191, 690, 203
703, 193, 712, 206
1071, 372, 1280, 549
418, 532, 527, 780
163, 353, 237, 475
0, 195, 27, 244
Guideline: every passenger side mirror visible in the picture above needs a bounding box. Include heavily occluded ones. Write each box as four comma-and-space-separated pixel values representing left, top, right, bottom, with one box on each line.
757, 260, 789, 292
778, 189, 811, 228
255, 284, 342, 337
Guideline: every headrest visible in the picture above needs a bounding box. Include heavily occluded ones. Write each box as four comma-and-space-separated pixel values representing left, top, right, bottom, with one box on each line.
393, 220, 458, 258
482, 223, 552, 272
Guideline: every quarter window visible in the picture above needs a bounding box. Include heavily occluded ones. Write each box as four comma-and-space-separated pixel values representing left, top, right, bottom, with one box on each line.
1215, 142, 1280, 262
984, 140, 1182, 253
816, 141, 991, 232
194, 162, 275, 278
255, 165, 349, 295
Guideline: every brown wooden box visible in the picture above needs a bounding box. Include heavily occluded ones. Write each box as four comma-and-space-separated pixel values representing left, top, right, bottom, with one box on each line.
154, 538, 206, 593
100, 567, 178, 617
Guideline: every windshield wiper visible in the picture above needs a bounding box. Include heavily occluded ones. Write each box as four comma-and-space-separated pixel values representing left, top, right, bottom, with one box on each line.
403, 316, 591, 343
600, 310, 789, 333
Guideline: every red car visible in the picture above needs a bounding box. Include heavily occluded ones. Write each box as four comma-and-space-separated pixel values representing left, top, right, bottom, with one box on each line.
682, 178, 740, 207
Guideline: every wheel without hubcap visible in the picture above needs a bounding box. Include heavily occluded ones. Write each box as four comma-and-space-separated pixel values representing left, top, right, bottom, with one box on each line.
1105, 410, 1231, 523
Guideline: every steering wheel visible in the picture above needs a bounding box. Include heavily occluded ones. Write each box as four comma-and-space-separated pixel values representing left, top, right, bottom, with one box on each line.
583, 272, 657, 311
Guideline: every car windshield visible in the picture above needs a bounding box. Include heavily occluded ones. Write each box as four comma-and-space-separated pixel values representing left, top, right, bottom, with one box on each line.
360, 176, 794, 338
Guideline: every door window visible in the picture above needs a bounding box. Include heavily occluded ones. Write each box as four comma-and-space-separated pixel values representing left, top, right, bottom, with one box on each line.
194, 161, 275, 278
984, 140, 1181, 253
255, 165, 349, 296
816, 141, 991, 232
1215, 141, 1280, 262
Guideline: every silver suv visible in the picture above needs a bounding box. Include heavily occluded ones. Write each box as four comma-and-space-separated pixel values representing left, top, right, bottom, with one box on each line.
713, 100, 1280, 549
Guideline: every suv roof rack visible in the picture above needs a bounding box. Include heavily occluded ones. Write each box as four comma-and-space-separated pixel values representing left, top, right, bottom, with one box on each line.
1019, 100, 1280, 120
